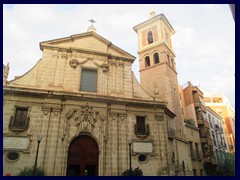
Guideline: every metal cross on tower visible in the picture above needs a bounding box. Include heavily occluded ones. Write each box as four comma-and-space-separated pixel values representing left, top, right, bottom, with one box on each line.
89, 19, 96, 26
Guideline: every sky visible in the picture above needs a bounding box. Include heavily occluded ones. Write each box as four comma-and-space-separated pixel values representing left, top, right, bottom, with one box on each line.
3, 4, 235, 110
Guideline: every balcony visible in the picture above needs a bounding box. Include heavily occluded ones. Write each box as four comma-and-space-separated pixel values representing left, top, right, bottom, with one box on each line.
211, 156, 218, 165
204, 155, 218, 165
204, 157, 211, 163
201, 104, 206, 113
190, 151, 197, 160
229, 145, 234, 150
200, 128, 208, 138
208, 138, 213, 146
203, 149, 210, 157
168, 127, 175, 139
201, 138, 207, 143
9, 116, 30, 132
214, 124, 220, 129
217, 141, 224, 148
195, 103, 206, 113
196, 111, 204, 120
214, 124, 223, 134
204, 121, 210, 129
191, 150, 202, 161
197, 119, 204, 125
197, 120, 210, 129
134, 124, 150, 136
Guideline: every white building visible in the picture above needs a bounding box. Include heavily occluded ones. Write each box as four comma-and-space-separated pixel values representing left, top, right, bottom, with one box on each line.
203, 92, 235, 155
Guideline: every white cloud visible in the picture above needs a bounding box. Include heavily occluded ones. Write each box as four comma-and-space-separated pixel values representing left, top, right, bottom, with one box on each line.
3, 4, 235, 110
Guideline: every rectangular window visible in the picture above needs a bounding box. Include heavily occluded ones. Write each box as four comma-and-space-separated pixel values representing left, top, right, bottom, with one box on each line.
80, 68, 97, 92
195, 143, 200, 159
193, 169, 197, 176
9, 107, 29, 130
135, 116, 149, 135
189, 141, 196, 160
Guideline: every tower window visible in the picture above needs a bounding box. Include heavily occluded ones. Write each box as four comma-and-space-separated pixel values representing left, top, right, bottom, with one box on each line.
147, 31, 153, 44
145, 56, 151, 67
171, 58, 174, 68
153, 53, 160, 64
167, 54, 171, 65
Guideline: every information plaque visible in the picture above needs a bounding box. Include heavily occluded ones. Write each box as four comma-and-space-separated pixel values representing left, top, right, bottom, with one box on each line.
4, 137, 29, 150
133, 141, 153, 153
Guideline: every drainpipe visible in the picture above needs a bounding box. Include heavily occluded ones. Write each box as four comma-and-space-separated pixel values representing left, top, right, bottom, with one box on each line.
175, 139, 180, 175
104, 103, 110, 175
117, 113, 120, 176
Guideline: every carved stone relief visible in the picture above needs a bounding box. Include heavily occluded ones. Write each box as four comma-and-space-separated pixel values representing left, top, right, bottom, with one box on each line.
69, 57, 109, 72
64, 104, 99, 134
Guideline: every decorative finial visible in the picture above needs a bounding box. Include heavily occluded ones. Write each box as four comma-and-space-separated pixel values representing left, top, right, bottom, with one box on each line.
88, 19, 97, 32
3, 62, 10, 86
150, 7, 156, 18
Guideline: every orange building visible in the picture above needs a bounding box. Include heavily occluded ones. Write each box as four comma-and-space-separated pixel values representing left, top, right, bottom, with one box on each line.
179, 81, 218, 172
203, 93, 235, 155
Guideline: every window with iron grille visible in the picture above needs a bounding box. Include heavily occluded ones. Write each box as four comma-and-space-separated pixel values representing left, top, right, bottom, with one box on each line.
9, 107, 29, 131
134, 116, 149, 136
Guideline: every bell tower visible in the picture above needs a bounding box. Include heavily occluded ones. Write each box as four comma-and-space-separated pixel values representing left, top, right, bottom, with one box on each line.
133, 11, 186, 141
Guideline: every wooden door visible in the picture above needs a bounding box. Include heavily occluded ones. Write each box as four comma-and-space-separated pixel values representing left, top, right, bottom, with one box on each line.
66, 135, 99, 176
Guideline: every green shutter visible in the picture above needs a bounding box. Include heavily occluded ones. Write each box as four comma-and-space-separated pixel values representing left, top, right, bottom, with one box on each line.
80, 69, 97, 92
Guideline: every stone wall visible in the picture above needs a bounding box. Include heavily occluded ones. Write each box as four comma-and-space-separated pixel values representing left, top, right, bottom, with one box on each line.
3, 89, 177, 176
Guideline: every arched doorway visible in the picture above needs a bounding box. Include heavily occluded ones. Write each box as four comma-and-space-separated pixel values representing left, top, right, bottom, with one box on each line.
66, 135, 99, 176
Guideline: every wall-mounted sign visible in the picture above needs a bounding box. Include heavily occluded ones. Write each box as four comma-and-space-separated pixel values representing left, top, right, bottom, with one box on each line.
4, 137, 29, 150
133, 141, 153, 153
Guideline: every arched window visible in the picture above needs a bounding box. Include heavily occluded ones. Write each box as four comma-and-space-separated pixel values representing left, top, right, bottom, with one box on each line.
171, 58, 174, 68
167, 54, 170, 64
154, 53, 160, 64
147, 31, 153, 44
145, 56, 150, 67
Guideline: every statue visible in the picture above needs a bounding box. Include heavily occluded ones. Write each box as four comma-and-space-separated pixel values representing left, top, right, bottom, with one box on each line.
154, 83, 159, 95
3, 62, 9, 86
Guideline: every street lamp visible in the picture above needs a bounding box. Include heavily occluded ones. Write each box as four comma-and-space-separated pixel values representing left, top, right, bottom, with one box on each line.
33, 132, 42, 176
128, 136, 133, 176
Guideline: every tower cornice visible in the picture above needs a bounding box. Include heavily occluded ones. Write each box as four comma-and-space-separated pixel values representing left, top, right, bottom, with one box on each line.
133, 13, 175, 35
137, 41, 176, 57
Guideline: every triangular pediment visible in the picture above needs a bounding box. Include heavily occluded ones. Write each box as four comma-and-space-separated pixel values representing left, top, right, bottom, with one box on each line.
40, 32, 135, 61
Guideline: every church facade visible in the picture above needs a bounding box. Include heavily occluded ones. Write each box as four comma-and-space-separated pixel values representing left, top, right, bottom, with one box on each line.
3, 12, 195, 176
